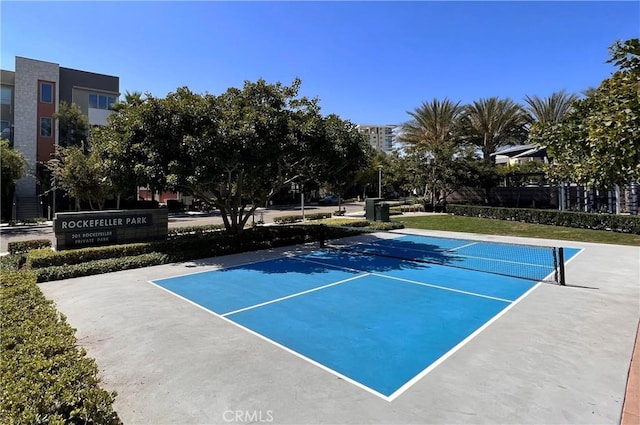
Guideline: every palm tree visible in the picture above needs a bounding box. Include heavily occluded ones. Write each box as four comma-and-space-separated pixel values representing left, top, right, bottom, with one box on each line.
400, 98, 463, 158
459, 97, 528, 164
112, 90, 144, 112
524, 90, 579, 126
399, 98, 464, 207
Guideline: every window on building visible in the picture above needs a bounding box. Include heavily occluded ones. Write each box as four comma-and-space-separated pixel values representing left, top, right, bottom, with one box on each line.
89, 93, 117, 110
40, 117, 52, 137
89, 93, 98, 108
0, 120, 9, 131
0, 86, 11, 104
40, 82, 53, 103
98, 95, 107, 109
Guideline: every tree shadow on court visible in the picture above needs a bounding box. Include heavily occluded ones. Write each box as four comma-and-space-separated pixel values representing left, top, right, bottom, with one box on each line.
216, 236, 462, 275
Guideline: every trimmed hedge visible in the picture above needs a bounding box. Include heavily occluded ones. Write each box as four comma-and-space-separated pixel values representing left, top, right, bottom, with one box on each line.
446, 204, 640, 234
8, 239, 52, 255
365, 221, 406, 231
34, 253, 169, 283
25, 225, 364, 282
273, 212, 333, 224
27, 243, 154, 269
390, 204, 426, 213
0, 253, 26, 271
312, 218, 405, 231
167, 224, 225, 238
315, 219, 371, 227
0, 270, 120, 423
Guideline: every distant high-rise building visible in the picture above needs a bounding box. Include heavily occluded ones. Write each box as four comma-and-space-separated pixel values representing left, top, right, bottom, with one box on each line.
357, 124, 397, 153
1, 57, 120, 218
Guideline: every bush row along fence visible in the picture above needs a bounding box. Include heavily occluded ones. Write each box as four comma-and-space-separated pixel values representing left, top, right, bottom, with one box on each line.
448, 185, 639, 214
446, 204, 640, 234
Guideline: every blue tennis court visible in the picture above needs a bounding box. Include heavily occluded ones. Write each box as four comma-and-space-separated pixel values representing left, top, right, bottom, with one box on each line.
151, 234, 580, 400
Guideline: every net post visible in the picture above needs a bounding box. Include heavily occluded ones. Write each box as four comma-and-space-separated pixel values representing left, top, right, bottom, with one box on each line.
558, 247, 566, 286
319, 224, 326, 248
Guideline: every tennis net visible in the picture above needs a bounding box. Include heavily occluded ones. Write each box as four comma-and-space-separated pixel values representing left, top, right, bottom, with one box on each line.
326, 237, 566, 284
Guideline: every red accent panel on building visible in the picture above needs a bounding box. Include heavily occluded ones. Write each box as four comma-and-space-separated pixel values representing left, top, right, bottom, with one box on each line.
37, 80, 56, 163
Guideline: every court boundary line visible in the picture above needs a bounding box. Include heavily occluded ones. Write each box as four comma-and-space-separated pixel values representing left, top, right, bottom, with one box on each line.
145, 240, 584, 403
146, 278, 395, 402
295, 256, 515, 303
221, 273, 371, 317
387, 280, 543, 401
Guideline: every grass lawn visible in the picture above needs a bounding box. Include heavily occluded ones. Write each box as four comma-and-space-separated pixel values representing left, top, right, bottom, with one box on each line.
398, 215, 640, 246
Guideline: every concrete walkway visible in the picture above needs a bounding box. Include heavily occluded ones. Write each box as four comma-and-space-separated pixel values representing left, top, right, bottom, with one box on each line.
39, 229, 639, 425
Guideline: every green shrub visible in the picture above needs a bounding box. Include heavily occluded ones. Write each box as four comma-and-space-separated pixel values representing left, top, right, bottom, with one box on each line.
364, 221, 405, 231
314, 218, 371, 227
27, 243, 153, 269
0, 253, 26, 272
390, 204, 426, 213
273, 212, 333, 224
34, 253, 169, 283
307, 218, 404, 231
0, 269, 120, 423
8, 239, 52, 254
446, 204, 640, 234
168, 224, 225, 238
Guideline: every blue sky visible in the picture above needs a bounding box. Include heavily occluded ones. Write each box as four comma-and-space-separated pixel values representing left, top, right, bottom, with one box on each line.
1, 1, 638, 125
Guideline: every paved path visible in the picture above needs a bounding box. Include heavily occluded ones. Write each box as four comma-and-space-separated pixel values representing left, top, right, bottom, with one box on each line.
38, 230, 640, 425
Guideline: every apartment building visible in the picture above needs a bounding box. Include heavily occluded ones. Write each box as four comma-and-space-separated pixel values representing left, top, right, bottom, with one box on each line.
1, 57, 119, 218
357, 124, 397, 153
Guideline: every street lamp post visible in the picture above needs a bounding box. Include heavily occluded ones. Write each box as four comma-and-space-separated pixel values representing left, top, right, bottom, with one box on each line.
301, 182, 305, 221
378, 165, 383, 199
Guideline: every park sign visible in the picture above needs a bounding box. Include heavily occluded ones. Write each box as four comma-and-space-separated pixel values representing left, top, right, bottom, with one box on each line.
54, 209, 168, 250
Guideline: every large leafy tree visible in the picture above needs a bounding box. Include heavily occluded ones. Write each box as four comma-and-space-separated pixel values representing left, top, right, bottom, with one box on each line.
90, 123, 142, 208
399, 98, 465, 207
1, 140, 28, 220
53, 101, 89, 148
530, 38, 640, 188
47, 145, 111, 210
459, 97, 528, 164
113, 79, 369, 233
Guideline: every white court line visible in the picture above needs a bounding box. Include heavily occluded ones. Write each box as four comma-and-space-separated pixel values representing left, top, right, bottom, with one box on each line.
387, 280, 543, 401
147, 278, 394, 401
221, 273, 371, 317
294, 256, 514, 303
447, 242, 478, 251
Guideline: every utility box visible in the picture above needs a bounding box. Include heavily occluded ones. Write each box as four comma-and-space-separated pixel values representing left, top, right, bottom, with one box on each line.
365, 198, 382, 221
377, 202, 390, 222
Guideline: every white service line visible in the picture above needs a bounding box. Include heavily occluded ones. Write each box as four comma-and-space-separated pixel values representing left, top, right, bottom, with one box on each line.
221, 273, 371, 317
447, 242, 478, 251
369, 272, 514, 303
